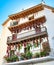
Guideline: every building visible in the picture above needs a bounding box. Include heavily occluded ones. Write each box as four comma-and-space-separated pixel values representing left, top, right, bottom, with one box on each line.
0, 2, 54, 65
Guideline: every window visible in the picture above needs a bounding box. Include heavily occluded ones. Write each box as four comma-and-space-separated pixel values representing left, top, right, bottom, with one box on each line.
13, 21, 18, 25
10, 19, 20, 26
28, 15, 34, 20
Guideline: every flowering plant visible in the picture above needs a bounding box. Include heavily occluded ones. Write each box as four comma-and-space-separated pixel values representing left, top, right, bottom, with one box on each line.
3, 55, 8, 60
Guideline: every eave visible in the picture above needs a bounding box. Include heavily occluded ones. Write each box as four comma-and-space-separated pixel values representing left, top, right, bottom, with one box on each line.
52, 9, 54, 13
43, 4, 54, 10
2, 3, 54, 26
8, 4, 44, 20
43, 4, 54, 13
8, 3, 54, 20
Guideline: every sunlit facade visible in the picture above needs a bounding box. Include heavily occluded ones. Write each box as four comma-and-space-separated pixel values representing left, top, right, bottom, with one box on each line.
0, 3, 54, 65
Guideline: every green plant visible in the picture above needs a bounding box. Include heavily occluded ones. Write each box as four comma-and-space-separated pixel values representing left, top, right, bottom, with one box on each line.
5, 57, 12, 62
4, 55, 19, 62
40, 51, 49, 57
6, 57, 10, 62
25, 51, 33, 59
11, 55, 19, 62
20, 56, 24, 60
40, 51, 45, 57
32, 54, 36, 58
35, 53, 40, 58
26, 43, 32, 51
20, 53, 26, 60
18, 45, 22, 51
4, 55, 11, 62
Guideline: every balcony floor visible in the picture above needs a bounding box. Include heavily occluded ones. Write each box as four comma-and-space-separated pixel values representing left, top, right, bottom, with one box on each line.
5, 56, 54, 65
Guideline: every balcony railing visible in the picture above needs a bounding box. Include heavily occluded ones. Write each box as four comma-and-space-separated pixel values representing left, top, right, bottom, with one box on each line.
7, 27, 47, 43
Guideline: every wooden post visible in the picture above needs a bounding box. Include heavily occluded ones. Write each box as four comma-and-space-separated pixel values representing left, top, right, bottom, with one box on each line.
39, 37, 42, 57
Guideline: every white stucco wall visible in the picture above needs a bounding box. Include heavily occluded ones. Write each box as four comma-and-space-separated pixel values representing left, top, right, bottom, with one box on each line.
34, 61, 54, 65
18, 10, 44, 25
0, 20, 12, 65
44, 8, 54, 49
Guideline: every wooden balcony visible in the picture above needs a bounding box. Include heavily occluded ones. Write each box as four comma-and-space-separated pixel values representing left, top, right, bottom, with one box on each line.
8, 16, 46, 33
7, 27, 48, 44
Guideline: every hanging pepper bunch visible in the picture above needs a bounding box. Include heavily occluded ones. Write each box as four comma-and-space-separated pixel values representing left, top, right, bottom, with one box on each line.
6, 45, 11, 57
18, 43, 22, 51
23, 41, 27, 48
35, 39, 38, 47
33, 40, 37, 48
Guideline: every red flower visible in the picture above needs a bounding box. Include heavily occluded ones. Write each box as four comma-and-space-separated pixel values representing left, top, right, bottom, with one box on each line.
24, 42, 26, 47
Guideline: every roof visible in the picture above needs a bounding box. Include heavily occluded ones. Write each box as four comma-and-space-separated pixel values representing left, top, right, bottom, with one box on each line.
8, 3, 44, 20
8, 3, 54, 20
2, 3, 54, 26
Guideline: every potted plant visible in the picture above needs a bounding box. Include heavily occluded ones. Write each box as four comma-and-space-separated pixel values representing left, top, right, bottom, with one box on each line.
6, 57, 10, 63
3, 55, 11, 63
20, 53, 26, 60
11, 55, 19, 62
26, 43, 32, 51
34, 52, 40, 58
5, 57, 12, 63
40, 51, 49, 57
4, 54, 19, 62
32, 54, 36, 58
25, 51, 33, 59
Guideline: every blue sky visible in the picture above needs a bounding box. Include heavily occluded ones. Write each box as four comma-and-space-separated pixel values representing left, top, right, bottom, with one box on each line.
0, 0, 54, 35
